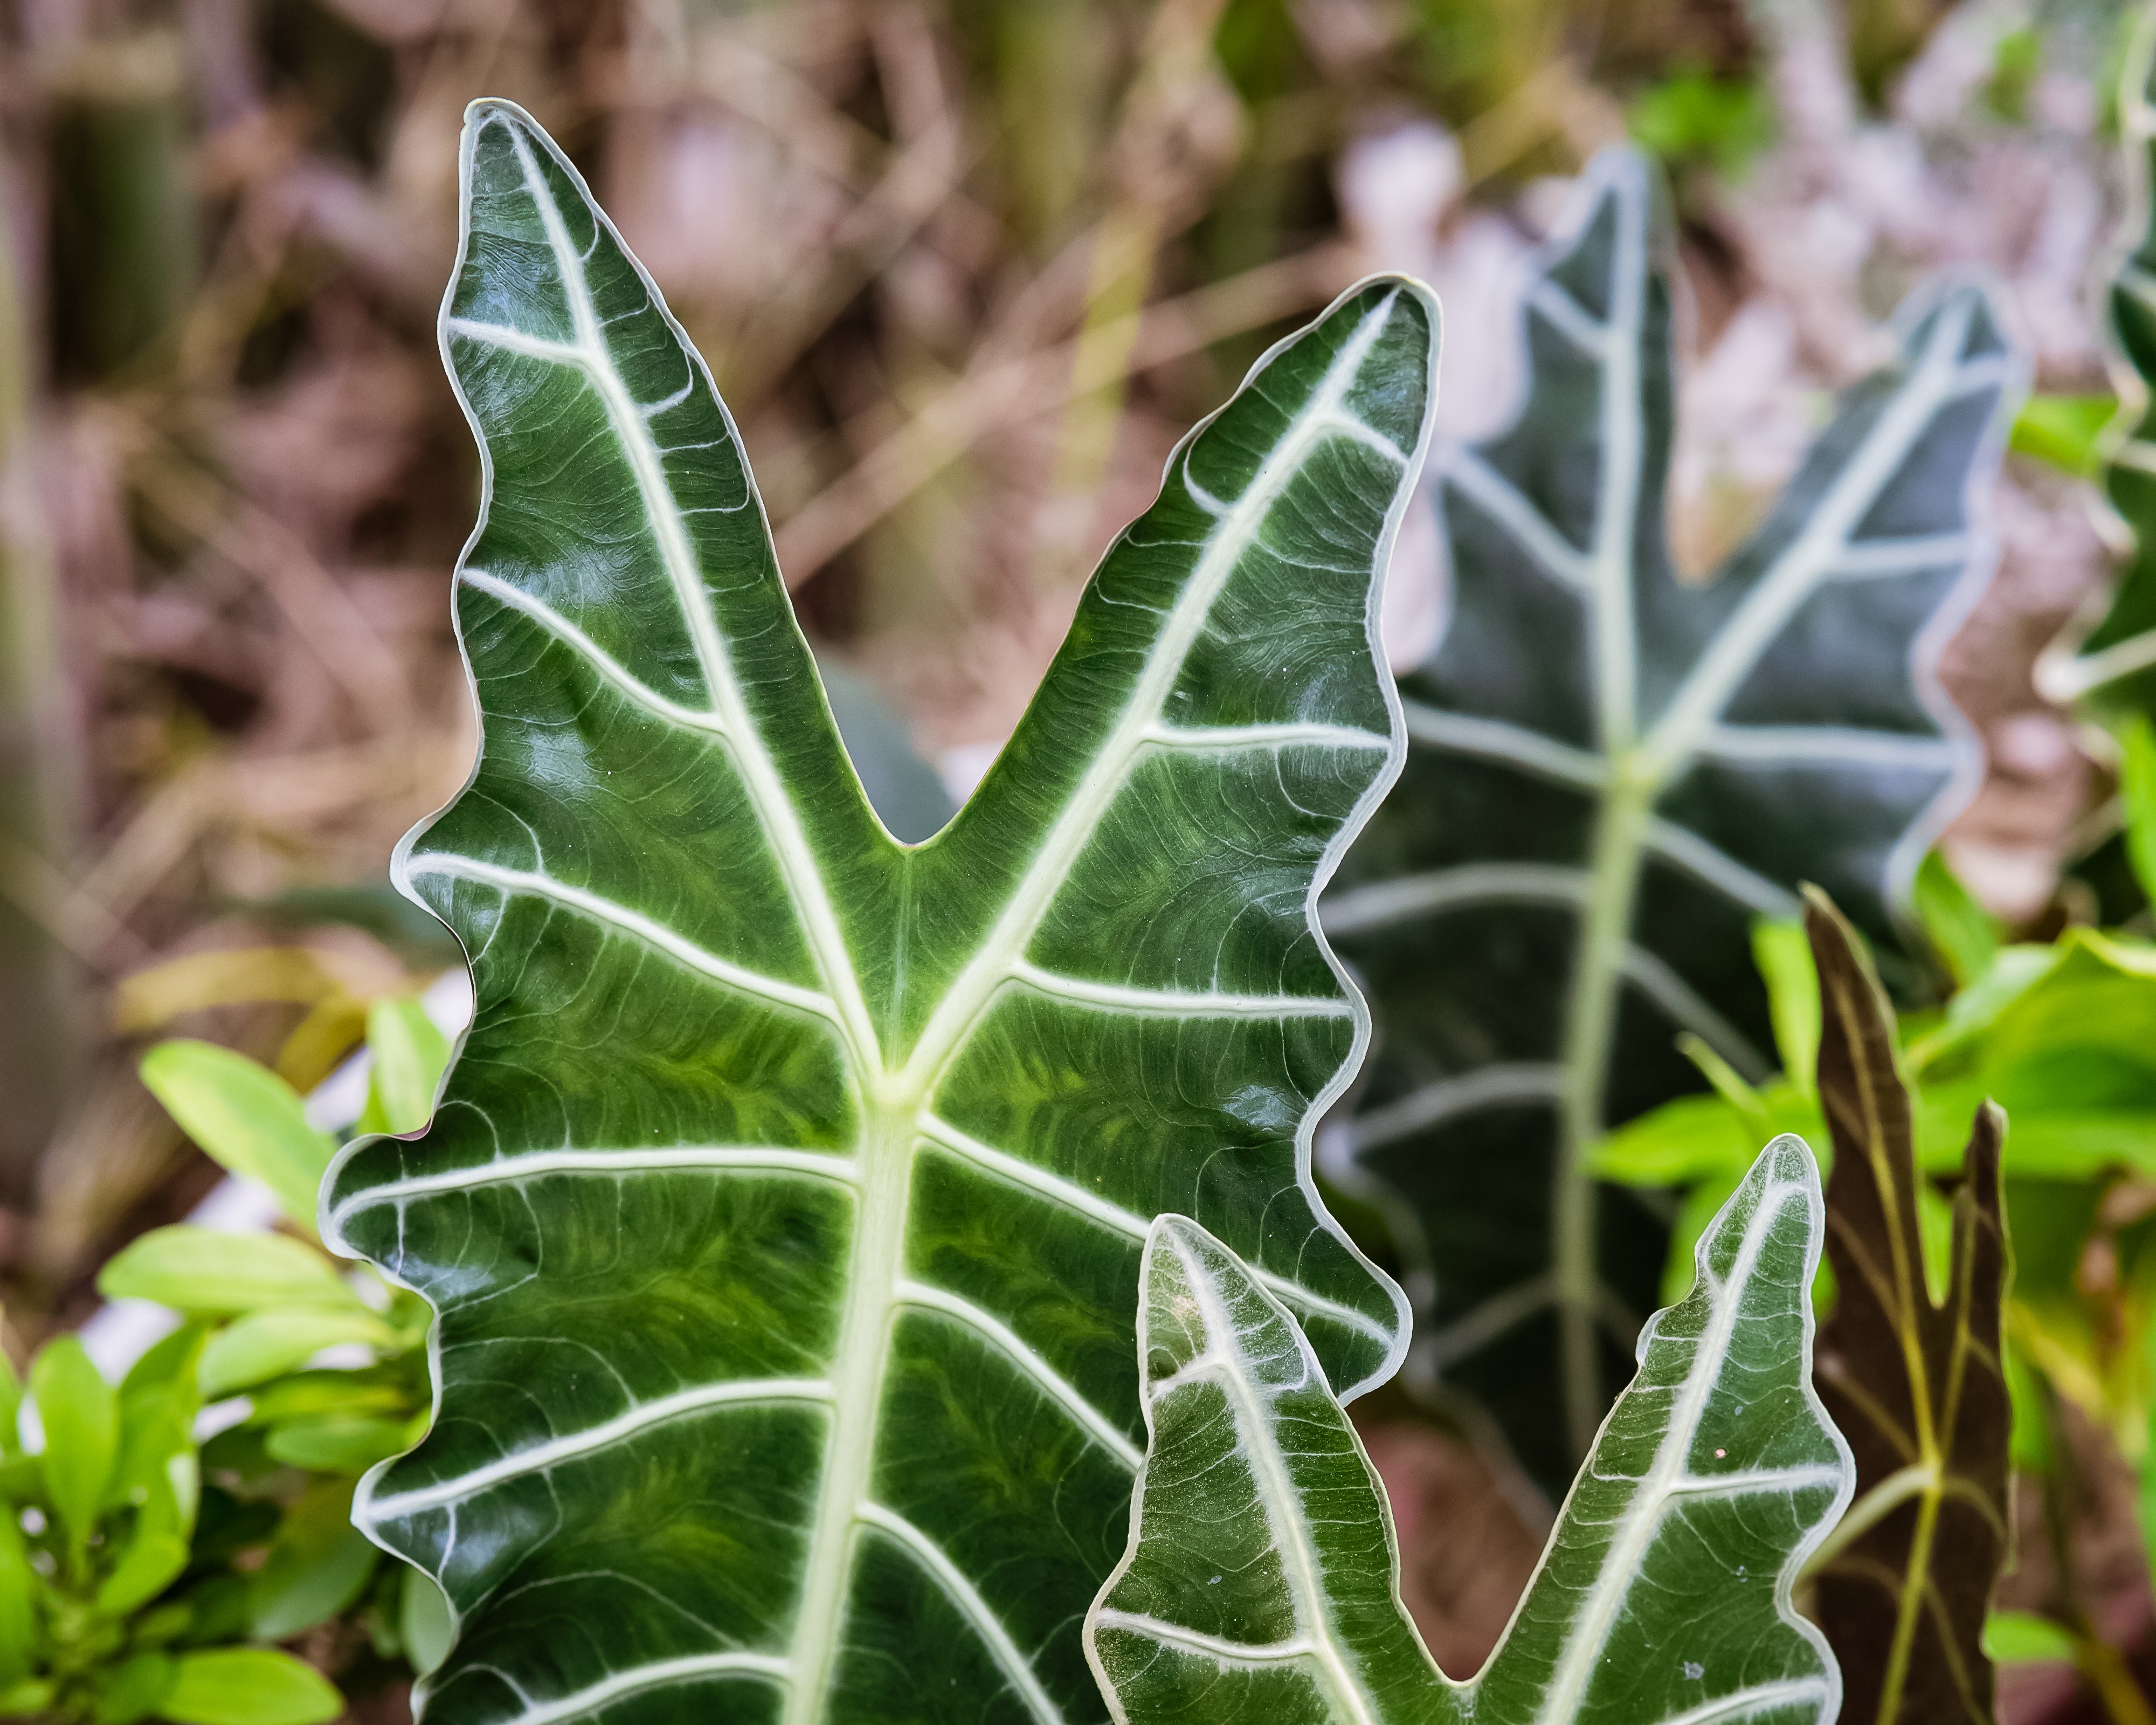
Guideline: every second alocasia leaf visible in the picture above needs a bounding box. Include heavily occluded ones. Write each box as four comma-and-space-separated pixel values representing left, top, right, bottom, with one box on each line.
1322, 148, 2018, 1495
324, 101, 1436, 1725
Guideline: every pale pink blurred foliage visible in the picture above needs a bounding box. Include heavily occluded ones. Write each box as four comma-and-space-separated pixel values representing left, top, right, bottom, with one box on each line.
1336, 2, 2120, 923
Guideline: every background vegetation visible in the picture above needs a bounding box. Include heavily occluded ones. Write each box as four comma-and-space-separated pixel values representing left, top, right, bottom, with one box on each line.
0, 0, 2147, 1719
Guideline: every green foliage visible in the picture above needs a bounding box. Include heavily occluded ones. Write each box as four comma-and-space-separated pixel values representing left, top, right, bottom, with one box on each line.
0, 984, 457, 1720
0, 1327, 336, 1725
1088, 1141, 1850, 1724
1627, 65, 1774, 180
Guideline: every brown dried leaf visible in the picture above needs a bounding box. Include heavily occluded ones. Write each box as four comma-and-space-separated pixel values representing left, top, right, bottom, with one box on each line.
1807, 887, 2012, 1725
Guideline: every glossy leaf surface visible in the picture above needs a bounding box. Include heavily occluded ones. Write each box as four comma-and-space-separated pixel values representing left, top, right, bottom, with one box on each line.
324, 100, 1435, 1725
1088, 1137, 1850, 1724
1322, 148, 2016, 1492
2046, 8, 2156, 717
1805, 894, 2010, 1725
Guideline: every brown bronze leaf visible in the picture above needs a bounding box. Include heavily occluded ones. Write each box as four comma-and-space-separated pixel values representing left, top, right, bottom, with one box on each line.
1805, 888, 2010, 1725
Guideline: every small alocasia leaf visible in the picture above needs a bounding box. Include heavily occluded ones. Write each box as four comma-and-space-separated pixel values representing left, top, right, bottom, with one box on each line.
2043, 7, 2156, 718
322, 99, 1436, 1725
1087, 1135, 1852, 1724
140, 1041, 337, 1231
1321, 147, 2017, 1494
1803, 891, 2010, 1725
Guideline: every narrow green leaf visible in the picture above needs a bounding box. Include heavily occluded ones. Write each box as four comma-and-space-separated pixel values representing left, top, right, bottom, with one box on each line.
95, 1227, 353, 1315
31, 1336, 115, 1562
0, 1339, 21, 1460
1805, 892, 2011, 1725
0, 1512, 34, 1690
158, 1651, 341, 1725
324, 99, 1436, 1723
198, 1306, 396, 1399
355, 997, 450, 1137
1088, 1136, 1851, 1723
1910, 850, 1996, 989
2122, 715, 2156, 906
1752, 919, 1820, 1096
139, 1041, 336, 1232
1323, 148, 2017, 1494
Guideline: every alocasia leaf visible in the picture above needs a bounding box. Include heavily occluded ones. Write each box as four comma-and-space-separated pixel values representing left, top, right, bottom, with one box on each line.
1802, 892, 2010, 1725
1320, 148, 2018, 1493
322, 100, 1437, 1724
1086, 1135, 1852, 1724
2044, 6, 2156, 719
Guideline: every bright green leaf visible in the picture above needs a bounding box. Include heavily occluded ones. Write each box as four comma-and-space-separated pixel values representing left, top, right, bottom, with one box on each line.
199, 1306, 397, 1399
1322, 148, 2016, 1493
1911, 850, 1996, 990
323, 99, 1435, 1723
0, 1680, 52, 1719
2008, 392, 2114, 475
0, 1341, 20, 1462
1984, 1610, 2077, 1666
139, 1041, 336, 1232
1088, 1138, 1850, 1723
355, 997, 451, 1137
159, 1650, 341, 1725
1752, 919, 1821, 1097
2122, 715, 2156, 907
263, 1414, 417, 1474
96, 1227, 353, 1316
31, 1335, 115, 1562
0, 1511, 33, 1690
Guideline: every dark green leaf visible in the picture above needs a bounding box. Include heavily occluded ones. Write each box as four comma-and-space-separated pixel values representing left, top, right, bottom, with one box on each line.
324, 99, 1435, 1724
1805, 892, 2011, 1725
249, 1479, 377, 1641
1323, 148, 2016, 1494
